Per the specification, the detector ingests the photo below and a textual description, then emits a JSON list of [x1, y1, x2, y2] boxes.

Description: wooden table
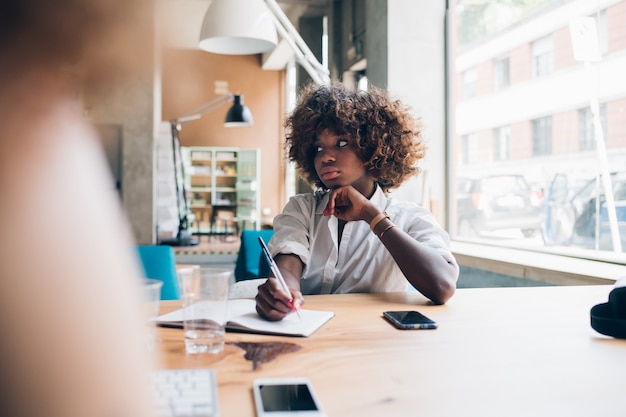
[[154, 285, 626, 417]]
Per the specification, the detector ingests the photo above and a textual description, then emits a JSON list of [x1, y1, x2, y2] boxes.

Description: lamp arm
[[173, 93, 234, 124], [166, 91, 240, 243], [169, 121, 185, 231], [264, 0, 330, 85]]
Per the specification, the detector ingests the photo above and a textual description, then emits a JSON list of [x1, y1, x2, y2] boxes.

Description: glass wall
[[449, 0, 626, 258]]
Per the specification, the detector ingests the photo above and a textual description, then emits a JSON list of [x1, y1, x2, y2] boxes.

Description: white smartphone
[[252, 377, 326, 417]]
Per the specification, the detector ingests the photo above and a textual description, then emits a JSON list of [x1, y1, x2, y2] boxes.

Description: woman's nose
[[319, 148, 336, 162]]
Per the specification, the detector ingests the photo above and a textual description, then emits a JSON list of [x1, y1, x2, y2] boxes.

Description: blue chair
[[136, 245, 180, 300], [234, 229, 274, 282]]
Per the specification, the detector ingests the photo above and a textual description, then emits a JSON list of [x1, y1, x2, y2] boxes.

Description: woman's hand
[[324, 185, 376, 222], [255, 278, 304, 321]]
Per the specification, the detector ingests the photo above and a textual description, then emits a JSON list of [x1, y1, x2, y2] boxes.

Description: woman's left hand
[[323, 185, 373, 222]]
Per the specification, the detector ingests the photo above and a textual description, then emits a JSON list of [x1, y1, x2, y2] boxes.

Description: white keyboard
[[152, 368, 219, 417]]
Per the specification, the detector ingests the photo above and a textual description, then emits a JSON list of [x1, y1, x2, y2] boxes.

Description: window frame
[[444, 1, 625, 275], [493, 55, 510, 90], [532, 35, 553, 77], [493, 125, 511, 161], [531, 116, 552, 156]]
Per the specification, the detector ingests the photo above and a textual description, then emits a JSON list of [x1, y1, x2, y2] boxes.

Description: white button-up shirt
[[268, 185, 457, 294]]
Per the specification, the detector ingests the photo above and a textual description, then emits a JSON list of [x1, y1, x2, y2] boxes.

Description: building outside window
[[451, 0, 626, 258], [493, 55, 510, 90], [596, 10, 608, 56], [494, 125, 510, 161], [462, 68, 477, 99], [532, 35, 553, 77], [462, 133, 478, 165], [532, 116, 552, 156], [578, 104, 607, 152]]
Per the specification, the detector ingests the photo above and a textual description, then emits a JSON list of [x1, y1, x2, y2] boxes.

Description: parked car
[[542, 171, 626, 251], [456, 174, 542, 238]]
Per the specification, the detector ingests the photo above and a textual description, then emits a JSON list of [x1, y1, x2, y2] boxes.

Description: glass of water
[[179, 268, 231, 354]]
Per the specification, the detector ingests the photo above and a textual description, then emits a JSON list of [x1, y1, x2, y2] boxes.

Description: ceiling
[[157, 0, 330, 50]]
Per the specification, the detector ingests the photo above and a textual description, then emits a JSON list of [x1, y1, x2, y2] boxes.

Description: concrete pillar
[[85, 3, 159, 244], [365, 0, 448, 224]]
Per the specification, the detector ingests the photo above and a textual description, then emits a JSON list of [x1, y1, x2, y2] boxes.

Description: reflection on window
[[451, 0, 626, 257]]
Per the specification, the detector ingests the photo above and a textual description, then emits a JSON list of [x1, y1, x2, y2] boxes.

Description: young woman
[[255, 83, 459, 321]]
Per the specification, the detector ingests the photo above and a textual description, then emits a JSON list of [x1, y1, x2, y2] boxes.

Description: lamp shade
[[224, 94, 253, 127], [199, 0, 278, 55]]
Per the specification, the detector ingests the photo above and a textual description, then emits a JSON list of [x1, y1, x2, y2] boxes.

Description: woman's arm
[[371, 216, 458, 304], [327, 185, 458, 304]]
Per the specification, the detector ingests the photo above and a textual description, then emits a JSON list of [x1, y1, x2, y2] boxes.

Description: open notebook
[[156, 299, 334, 337]]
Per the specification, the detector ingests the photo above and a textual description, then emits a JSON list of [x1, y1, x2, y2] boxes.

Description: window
[[451, 1, 626, 258], [462, 134, 477, 165], [462, 68, 477, 99], [597, 10, 608, 56], [494, 126, 510, 161], [357, 73, 368, 91], [578, 104, 607, 152], [493, 56, 509, 90], [532, 35, 553, 77], [532, 116, 552, 156]]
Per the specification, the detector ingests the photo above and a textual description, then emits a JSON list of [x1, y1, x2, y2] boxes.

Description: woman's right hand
[[255, 278, 303, 321]]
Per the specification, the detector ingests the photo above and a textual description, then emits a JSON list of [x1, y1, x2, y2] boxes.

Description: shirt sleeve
[[268, 193, 316, 267], [390, 203, 458, 267]]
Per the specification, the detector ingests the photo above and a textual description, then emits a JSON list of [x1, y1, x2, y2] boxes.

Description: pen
[[258, 237, 302, 321]]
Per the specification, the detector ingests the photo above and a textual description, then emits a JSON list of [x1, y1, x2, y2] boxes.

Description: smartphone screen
[[253, 378, 326, 416], [258, 383, 318, 412], [383, 310, 438, 330]]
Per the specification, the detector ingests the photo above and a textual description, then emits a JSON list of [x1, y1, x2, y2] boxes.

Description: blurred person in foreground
[[0, 0, 156, 416]]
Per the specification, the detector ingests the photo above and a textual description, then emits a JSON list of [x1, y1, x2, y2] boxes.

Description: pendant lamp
[[224, 95, 253, 127], [199, 0, 278, 55]]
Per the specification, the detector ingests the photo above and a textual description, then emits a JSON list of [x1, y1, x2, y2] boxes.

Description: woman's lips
[[320, 168, 339, 181]]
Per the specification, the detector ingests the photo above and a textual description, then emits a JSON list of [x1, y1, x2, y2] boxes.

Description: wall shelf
[[182, 146, 260, 235]]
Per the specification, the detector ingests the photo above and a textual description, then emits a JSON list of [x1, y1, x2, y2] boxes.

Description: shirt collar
[[370, 182, 388, 211]]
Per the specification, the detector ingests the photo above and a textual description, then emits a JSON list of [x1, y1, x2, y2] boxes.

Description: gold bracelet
[[378, 223, 395, 238], [369, 212, 389, 231]]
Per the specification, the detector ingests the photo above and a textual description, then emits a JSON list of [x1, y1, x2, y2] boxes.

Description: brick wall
[[608, 0, 626, 53], [607, 97, 626, 147], [553, 26, 576, 70], [510, 121, 533, 159], [509, 43, 531, 85], [552, 109, 579, 154]]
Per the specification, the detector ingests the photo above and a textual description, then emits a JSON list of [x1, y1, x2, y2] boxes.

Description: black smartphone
[[383, 310, 438, 330]]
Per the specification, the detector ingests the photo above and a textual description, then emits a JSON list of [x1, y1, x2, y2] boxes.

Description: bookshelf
[[182, 146, 260, 236]]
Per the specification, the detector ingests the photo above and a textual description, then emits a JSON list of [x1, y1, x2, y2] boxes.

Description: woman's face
[[313, 129, 373, 195]]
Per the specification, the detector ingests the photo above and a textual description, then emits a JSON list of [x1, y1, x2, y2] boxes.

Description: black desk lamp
[[160, 93, 253, 247]]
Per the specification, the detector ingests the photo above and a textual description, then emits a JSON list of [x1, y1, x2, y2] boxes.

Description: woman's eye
[[314, 140, 347, 154]]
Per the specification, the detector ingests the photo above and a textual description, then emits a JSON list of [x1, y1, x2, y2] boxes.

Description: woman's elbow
[[429, 265, 459, 305], [429, 280, 456, 305]]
